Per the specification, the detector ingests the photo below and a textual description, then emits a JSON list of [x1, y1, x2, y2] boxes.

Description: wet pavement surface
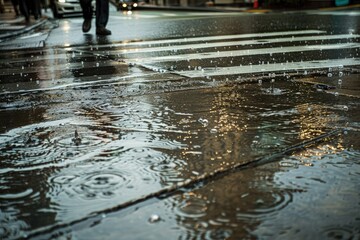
[[0, 7, 360, 240]]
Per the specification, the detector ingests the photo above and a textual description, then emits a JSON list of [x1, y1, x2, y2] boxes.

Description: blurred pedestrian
[[80, 0, 111, 35], [19, 0, 41, 23], [11, 0, 20, 17], [0, 0, 4, 14], [18, 0, 30, 22]]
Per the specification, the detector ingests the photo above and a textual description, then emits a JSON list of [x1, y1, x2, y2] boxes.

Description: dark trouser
[[96, 0, 108, 28], [19, 0, 41, 20], [11, 0, 20, 16], [80, 0, 109, 28], [18, 0, 29, 20]]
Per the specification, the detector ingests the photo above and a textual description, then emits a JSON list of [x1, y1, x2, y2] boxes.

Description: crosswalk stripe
[[111, 34, 360, 55], [0, 29, 358, 85], [80, 30, 326, 49], [174, 58, 360, 78], [128, 43, 360, 64]]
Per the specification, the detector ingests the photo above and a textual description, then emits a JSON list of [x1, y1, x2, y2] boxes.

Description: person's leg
[[80, 0, 93, 32], [30, 0, 41, 19], [95, 0, 111, 35], [80, 0, 93, 20], [11, 0, 20, 16], [18, 0, 30, 22]]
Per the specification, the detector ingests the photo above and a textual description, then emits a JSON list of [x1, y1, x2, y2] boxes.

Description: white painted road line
[[175, 58, 360, 78], [113, 34, 360, 55], [128, 43, 360, 63], [83, 30, 326, 49]]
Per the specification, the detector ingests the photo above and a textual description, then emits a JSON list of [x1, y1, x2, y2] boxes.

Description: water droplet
[[334, 92, 339, 97], [198, 118, 209, 127], [258, 79, 262, 85], [96, 62, 99, 67], [210, 128, 217, 133], [339, 71, 343, 77], [327, 73, 333, 78], [149, 214, 160, 223], [343, 106, 348, 111], [338, 79, 342, 85], [192, 171, 200, 175]]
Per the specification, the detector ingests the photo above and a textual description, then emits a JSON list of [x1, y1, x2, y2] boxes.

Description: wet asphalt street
[[0, 6, 360, 240]]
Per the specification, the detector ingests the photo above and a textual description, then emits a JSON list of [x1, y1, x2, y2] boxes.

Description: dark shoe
[[96, 27, 111, 36], [82, 19, 92, 33]]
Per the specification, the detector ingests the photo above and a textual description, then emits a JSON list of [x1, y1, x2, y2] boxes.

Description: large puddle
[[0, 46, 359, 239]]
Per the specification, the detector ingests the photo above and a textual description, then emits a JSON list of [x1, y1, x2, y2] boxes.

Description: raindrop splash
[[338, 79, 342, 88]]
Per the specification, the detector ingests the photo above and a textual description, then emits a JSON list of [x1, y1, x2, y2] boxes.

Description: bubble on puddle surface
[[96, 62, 99, 67], [210, 128, 217, 134], [149, 214, 160, 223], [339, 71, 343, 77], [258, 79, 262, 85], [327, 73, 333, 78], [343, 106, 348, 111], [198, 118, 209, 127], [338, 79, 342, 86]]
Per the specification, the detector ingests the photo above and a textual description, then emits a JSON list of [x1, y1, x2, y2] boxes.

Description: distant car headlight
[[133, 3, 137, 7], [122, 3, 127, 8]]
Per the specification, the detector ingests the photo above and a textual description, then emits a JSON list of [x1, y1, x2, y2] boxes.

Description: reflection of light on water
[[62, 21, 71, 32], [297, 104, 331, 140]]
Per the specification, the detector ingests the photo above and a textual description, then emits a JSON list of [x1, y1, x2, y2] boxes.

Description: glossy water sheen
[[0, 49, 359, 240]]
